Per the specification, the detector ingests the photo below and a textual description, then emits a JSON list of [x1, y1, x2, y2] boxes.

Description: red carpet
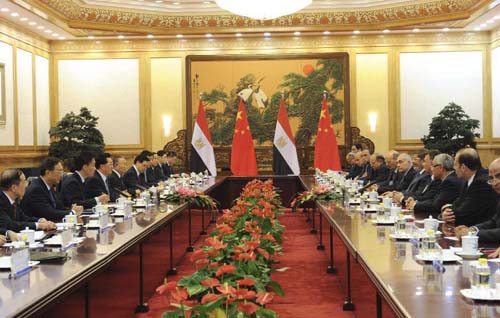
[[145, 210, 398, 318]]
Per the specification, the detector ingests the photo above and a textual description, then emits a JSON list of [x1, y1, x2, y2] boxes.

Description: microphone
[[113, 187, 132, 198], [135, 184, 148, 191]]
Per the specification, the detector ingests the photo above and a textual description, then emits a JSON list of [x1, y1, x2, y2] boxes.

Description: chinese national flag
[[231, 98, 258, 176], [314, 95, 342, 171]]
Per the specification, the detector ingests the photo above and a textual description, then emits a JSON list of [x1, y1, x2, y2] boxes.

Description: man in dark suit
[[347, 152, 364, 179], [442, 148, 499, 226], [454, 157, 500, 242], [378, 153, 417, 194], [162, 151, 177, 178], [123, 154, 149, 195], [356, 149, 373, 183], [0, 169, 56, 232], [84, 152, 113, 201], [411, 154, 462, 216], [395, 150, 440, 204], [21, 157, 83, 221], [366, 153, 390, 186], [61, 151, 109, 209], [152, 151, 167, 182], [108, 156, 129, 201]]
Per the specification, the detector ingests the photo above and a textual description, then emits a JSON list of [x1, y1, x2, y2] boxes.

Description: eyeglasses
[[487, 173, 500, 185]]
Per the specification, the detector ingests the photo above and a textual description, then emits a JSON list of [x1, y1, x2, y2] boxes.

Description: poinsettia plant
[[291, 184, 343, 210], [156, 179, 287, 318], [164, 186, 218, 210]]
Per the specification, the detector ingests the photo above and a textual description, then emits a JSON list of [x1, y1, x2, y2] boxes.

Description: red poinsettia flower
[[201, 277, 220, 288], [256, 248, 270, 260], [233, 288, 256, 300], [195, 259, 209, 269], [215, 264, 236, 277], [191, 249, 207, 262], [205, 237, 228, 250], [216, 283, 237, 296], [263, 233, 276, 242], [236, 278, 255, 286], [256, 291, 274, 305], [201, 293, 220, 304], [237, 302, 259, 315], [156, 280, 177, 295], [170, 287, 189, 303]]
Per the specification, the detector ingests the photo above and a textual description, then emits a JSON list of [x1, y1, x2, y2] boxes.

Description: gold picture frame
[[0, 63, 5, 124]]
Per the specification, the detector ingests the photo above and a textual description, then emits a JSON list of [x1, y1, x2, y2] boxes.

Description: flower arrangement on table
[[291, 184, 343, 210], [156, 179, 286, 318], [164, 186, 218, 210]]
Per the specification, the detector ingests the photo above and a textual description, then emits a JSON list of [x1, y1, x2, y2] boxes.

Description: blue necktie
[[49, 189, 57, 208]]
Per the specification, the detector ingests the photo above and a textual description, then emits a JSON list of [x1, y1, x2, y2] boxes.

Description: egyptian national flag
[[230, 98, 258, 176], [314, 94, 342, 171], [273, 95, 300, 175], [190, 98, 217, 176]]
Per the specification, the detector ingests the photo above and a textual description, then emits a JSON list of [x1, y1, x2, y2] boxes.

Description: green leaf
[[268, 280, 285, 296], [187, 284, 208, 296], [256, 308, 278, 318]]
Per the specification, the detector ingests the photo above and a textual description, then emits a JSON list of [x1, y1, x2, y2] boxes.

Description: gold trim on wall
[[0, 63, 5, 125]]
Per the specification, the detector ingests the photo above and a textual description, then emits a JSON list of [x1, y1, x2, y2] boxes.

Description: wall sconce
[[162, 115, 172, 137], [368, 112, 377, 133]]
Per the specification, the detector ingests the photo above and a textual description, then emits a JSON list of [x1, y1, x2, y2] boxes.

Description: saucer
[[454, 251, 483, 259], [461, 289, 500, 301]]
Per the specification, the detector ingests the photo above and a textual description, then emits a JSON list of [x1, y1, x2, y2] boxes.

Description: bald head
[[454, 148, 482, 180], [489, 158, 500, 194], [385, 150, 399, 169], [354, 152, 363, 167]]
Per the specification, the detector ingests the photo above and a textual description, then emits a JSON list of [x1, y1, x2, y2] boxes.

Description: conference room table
[[300, 175, 500, 318]]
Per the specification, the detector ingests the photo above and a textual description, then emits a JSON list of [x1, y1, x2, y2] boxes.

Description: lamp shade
[[215, 0, 312, 20]]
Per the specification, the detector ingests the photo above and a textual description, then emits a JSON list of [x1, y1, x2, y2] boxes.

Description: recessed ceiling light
[[263, 32, 271, 37], [293, 31, 301, 36], [442, 27, 450, 32], [58, 36, 66, 40], [235, 33, 242, 37], [10, 12, 19, 17], [487, 19, 495, 24], [205, 33, 212, 37], [203, 1, 211, 3], [173, 2, 180, 4], [413, 28, 420, 32], [52, 33, 59, 37], [20, 17, 28, 21], [0, 8, 10, 12], [117, 35, 125, 39], [155, 0, 163, 2], [383, 29, 390, 33], [474, 27, 481, 31], [176, 34, 183, 38], [480, 23, 487, 28], [147, 34, 154, 38], [88, 35, 95, 39], [353, 30, 360, 34], [495, 15, 500, 20], [323, 31, 330, 35], [37, 25, 44, 29], [28, 21, 36, 26], [44, 29, 52, 33]]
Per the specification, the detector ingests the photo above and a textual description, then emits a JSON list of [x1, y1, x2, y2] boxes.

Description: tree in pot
[[48, 107, 105, 171], [421, 102, 479, 155]]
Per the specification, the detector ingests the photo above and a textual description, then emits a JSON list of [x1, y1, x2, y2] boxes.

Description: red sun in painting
[[303, 64, 314, 76]]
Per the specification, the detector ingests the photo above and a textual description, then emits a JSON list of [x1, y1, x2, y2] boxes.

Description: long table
[[300, 176, 500, 318]]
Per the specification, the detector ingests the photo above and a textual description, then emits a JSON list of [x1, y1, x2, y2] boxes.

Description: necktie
[[49, 189, 57, 208], [12, 202, 17, 220], [104, 178, 110, 195]]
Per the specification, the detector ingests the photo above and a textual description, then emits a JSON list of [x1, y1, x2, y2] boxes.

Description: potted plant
[[48, 107, 105, 171], [421, 102, 480, 155]]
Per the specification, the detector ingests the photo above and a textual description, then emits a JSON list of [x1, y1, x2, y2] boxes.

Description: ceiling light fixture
[[58, 36, 66, 40], [474, 27, 480, 31], [176, 34, 183, 38], [147, 34, 154, 38], [495, 15, 500, 20], [0, 8, 10, 12], [20, 17, 28, 21], [487, 19, 495, 24], [28, 21, 36, 25], [205, 33, 213, 37], [323, 31, 330, 35], [412, 28, 420, 32], [117, 35, 125, 39], [88, 35, 95, 39], [52, 33, 59, 37], [235, 33, 242, 37], [10, 12, 19, 17], [173, 2, 180, 4], [215, 0, 311, 20], [44, 29, 52, 33], [294, 31, 301, 36], [263, 32, 271, 37], [37, 25, 44, 29], [480, 23, 487, 27], [442, 27, 450, 32], [353, 30, 360, 34], [383, 29, 390, 33]]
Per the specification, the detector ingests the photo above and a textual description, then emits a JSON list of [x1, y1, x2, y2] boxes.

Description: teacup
[[462, 234, 478, 254], [424, 217, 439, 232], [383, 197, 392, 208], [63, 214, 78, 224], [20, 228, 35, 244]]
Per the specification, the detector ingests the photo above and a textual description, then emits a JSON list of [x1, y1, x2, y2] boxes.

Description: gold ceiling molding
[[0, 18, 50, 52], [30, 0, 488, 35], [49, 31, 490, 53]]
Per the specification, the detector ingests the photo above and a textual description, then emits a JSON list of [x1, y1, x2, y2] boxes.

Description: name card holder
[[61, 229, 72, 247], [10, 248, 31, 279]]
